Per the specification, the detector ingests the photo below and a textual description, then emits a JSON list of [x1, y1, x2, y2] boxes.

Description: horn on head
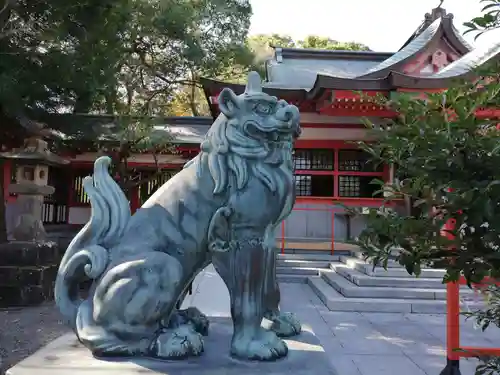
[[245, 71, 262, 95]]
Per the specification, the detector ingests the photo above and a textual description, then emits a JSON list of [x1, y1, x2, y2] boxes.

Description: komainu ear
[[218, 88, 240, 118]]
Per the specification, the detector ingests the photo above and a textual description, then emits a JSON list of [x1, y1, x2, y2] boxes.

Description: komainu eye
[[255, 102, 273, 115]]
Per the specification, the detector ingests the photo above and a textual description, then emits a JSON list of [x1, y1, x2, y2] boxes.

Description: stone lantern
[[0, 137, 69, 242], [0, 137, 69, 307]]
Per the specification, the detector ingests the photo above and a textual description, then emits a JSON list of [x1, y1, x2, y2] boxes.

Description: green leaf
[[482, 3, 500, 12], [463, 21, 479, 30]]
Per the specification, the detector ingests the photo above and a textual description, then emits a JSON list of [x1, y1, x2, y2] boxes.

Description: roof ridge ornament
[[425, 1, 449, 23]]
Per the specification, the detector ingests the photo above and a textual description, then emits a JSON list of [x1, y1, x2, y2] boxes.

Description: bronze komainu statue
[[55, 72, 302, 361]]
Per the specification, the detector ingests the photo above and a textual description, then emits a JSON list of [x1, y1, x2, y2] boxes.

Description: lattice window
[[294, 175, 311, 196], [339, 176, 361, 197], [294, 175, 334, 197], [338, 150, 382, 172], [338, 175, 381, 198], [293, 149, 334, 171]]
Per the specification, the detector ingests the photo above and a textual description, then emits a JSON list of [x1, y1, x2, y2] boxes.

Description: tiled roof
[[33, 114, 213, 144]]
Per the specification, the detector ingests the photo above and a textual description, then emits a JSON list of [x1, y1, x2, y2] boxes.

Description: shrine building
[[2, 6, 500, 250]]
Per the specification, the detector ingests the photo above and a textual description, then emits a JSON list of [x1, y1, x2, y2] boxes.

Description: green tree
[[464, 0, 500, 39], [297, 35, 370, 51], [354, 62, 500, 374], [169, 33, 372, 116], [0, 0, 255, 239], [0, 0, 254, 115]]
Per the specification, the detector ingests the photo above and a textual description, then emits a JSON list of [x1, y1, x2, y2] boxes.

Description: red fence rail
[[278, 197, 399, 255], [441, 216, 500, 374], [280, 203, 338, 255]]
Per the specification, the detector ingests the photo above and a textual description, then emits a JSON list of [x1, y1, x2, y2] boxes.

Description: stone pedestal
[[0, 241, 61, 307], [9, 182, 55, 241], [6, 318, 337, 375]]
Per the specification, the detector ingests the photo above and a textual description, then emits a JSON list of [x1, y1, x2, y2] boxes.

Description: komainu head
[[217, 71, 301, 142], [198, 72, 301, 195]]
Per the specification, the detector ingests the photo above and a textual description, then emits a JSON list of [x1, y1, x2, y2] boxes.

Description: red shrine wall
[[2, 116, 396, 244], [401, 38, 462, 75]]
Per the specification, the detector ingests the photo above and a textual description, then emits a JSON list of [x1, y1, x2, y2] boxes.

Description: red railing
[[278, 197, 397, 255], [445, 277, 500, 360], [441, 216, 500, 374]]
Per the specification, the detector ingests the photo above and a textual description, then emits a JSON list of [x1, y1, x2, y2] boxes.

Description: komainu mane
[[54, 71, 302, 361]]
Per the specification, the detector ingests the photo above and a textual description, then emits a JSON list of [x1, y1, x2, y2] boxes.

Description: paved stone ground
[[187, 266, 497, 375], [1, 266, 497, 375], [0, 304, 69, 374]]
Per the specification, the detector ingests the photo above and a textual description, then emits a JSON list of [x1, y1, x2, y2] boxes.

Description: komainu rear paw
[[165, 307, 210, 336], [270, 312, 301, 338], [231, 328, 287, 361], [153, 325, 204, 359]]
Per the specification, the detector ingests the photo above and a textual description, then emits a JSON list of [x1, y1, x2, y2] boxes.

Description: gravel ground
[[0, 303, 69, 375]]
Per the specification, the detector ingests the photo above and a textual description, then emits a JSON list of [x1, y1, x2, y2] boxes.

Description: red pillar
[[130, 186, 140, 214], [440, 187, 461, 375], [3, 160, 14, 203]]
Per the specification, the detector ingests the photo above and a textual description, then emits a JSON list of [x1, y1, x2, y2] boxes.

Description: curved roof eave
[[358, 18, 443, 79], [398, 14, 472, 54], [306, 75, 393, 100], [441, 16, 473, 55], [388, 71, 474, 89], [200, 77, 306, 98]]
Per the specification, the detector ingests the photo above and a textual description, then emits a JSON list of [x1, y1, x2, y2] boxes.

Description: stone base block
[[0, 241, 60, 267], [0, 242, 60, 307], [0, 284, 51, 307], [6, 318, 336, 375]]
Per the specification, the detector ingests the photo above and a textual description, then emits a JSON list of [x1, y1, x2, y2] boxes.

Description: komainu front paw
[[270, 312, 301, 338], [231, 328, 287, 361], [153, 325, 204, 359]]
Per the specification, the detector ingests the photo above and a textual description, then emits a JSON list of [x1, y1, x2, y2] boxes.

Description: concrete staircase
[[276, 251, 350, 283], [276, 251, 484, 314]]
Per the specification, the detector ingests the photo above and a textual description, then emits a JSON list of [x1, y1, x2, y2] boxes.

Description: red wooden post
[[330, 206, 335, 255], [3, 160, 11, 202], [441, 216, 461, 375], [130, 186, 140, 214], [281, 221, 285, 254], [440, 185, 461, 375]]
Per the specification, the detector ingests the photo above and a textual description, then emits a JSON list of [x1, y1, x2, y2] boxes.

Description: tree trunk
[[189, 83, 199, 116], [0, 159, 8, 243], [188, 70, 200, 116], [105, 89, 117, 114], [73, 92, 93, 114]]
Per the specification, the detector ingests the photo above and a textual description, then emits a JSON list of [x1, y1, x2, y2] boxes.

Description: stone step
[[339, 255, 403, 269], [323, 272, 448, 300], [276, 267, 320, 276], [277, 253, 342, 261], [277, 274, 308, 284], [276, 259, 331, 268], [331, 264, 445, 289], [307, 277, 484, 314], [341, 257, 446, 279], [307, 277, 446, 313]]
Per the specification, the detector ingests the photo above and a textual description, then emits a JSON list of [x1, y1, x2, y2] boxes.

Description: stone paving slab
[[9, 265, 493, 375], [278, 283, 489, 375], [6, 318, 335, 375], [184, 267, 498, 375]]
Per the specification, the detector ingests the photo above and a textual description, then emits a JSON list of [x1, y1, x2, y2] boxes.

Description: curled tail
[[55, 156, 131, 328]]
